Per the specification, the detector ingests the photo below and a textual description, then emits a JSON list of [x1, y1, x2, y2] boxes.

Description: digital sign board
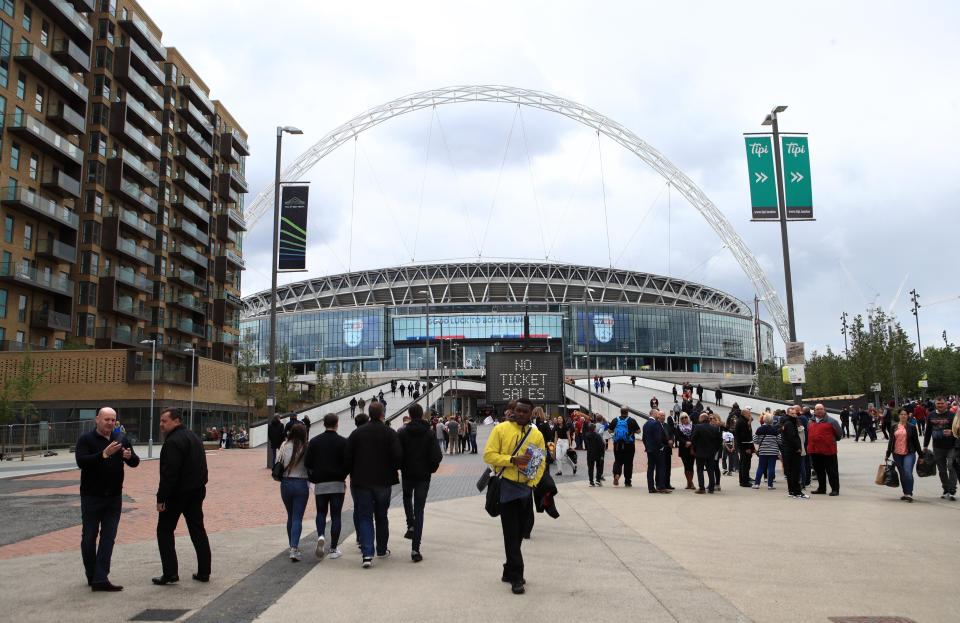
[[485, 352, 564, 405]]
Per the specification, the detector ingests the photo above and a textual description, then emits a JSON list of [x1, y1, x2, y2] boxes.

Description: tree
[[841, 308, 922, 403], [14, 352, 48, 461], [921, 345, 960, 397], [330, 364, 345, 400], [314, 359, 329, 403], [803, 347, 848, 398], [347, 367, 364, 394], [236, 332, 259, 427], [757, 362, 791, 401], [0, 380, 13, 458], [275, 346, 295, 412]]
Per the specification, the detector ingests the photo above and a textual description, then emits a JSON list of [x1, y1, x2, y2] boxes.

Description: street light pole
[[185, 346, 196, 432], [581, 287, 595, 416], [762, 105, 801, 405], [910, 289, 922, 357], [418, 289, 430, 381], [140, 339, 156, 458], [268, 125, 302, 467]]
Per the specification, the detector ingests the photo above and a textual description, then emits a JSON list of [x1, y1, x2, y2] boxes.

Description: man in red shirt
[[912, 402, 928, 436], [808, 404, 842, 496]]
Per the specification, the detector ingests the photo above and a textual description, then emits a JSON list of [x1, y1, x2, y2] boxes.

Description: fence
[[0, 420, 96, 457]]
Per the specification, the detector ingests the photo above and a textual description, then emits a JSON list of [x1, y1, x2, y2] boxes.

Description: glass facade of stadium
[[240, 303, 775, 376]]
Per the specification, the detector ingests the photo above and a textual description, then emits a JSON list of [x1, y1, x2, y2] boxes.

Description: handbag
[[883, 462, 900, 488], [874, 463, 887, 486], [484, 427, 533, 518]]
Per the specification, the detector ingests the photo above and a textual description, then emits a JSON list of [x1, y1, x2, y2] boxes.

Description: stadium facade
[[240, 262, 775, 377]]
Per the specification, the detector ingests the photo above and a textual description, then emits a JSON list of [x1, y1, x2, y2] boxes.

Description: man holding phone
[[75, 407, 140, 591]]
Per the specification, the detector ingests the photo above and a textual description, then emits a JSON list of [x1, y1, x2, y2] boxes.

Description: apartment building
[[0, 0, 249, 440]]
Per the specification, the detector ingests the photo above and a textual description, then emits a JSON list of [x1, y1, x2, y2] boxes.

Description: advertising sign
[[485, 352, 564, 405], [744, 136, 779, 220], [278, 184, 309, 272], [781, 136, 813, 219]]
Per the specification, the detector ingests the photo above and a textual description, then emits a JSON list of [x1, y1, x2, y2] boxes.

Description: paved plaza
[[1, 386, 957, 622]]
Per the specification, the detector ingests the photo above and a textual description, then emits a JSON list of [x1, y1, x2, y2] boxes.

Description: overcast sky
[[143, 0, 960, 357]]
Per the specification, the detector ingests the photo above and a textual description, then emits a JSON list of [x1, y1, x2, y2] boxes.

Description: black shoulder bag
[[484, 427, 533, 518]]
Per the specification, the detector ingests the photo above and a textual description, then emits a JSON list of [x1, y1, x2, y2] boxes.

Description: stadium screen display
[[485, 352, 564, 405]]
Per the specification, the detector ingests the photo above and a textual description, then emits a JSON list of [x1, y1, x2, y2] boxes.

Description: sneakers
[[789, 493, 810, 500], [411, 551, 423, 563], [315, 536, 326, 560], [589, 482, 595, 487], [573, 466, 577, 475], [403, 528, 414, 540], [362, 557, 373, 569], [949, 494, 957, 502], [289, 547, 302, 562], [377, 549, 391, 559], [941, 493, 949, 500], [328, 548, 343, 559], [752, 484, 760, 489], [767, 485, 776, 490], [904, 495, 914, 503], [511, 581, 525, 595], [596, 480, 603, 487]]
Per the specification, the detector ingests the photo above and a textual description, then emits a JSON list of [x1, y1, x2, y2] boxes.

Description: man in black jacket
[[153, 408, 211, 585], [345, 401, 402, 568], [691, 413, 721, 493], [75, 407, 139, 591], [781, 406, 808, 499], [267, 414, 285, 469], [397, 403, 442, 562], [305, 414, 348, 560], [734, 407, 755, 488]]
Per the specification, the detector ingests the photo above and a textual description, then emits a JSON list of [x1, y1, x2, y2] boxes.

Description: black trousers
[[646, 451, 666, 491], [587, 458, 604, 483], [738, 451, 753, 486], [663, 449, 673, 487], [157, 487, 211, 578], [612, 442, 635, 484], [811, 454, 840, 493], [401, 477, 430, 552], [695, 457, 716, 491], [841, 419, 850, 437], [783, 452, 802, 495], [80, 495, 122, 584], [499, 494, 533, 582]]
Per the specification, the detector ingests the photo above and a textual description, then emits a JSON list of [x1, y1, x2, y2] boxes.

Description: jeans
[[469, 433, 478, 453], [695, 457, 717, 491], [499, 493, 533, 582], [722, 447, 739, 473], [892, 453, 916, 496], [932, 447, 957, 494], [811, 454, 840, 493], [754, 454, 778, 486], [80, 495, 122, 583], [315, 492, 345, 549], [352, 484, 392, 558], [267, 445, 277, 469], [402, 477, 430, 551], [157, 487, 211, 578], [646, 451, 666, 491], [280, 478, 310, 548], [612, 442, 635, 484]]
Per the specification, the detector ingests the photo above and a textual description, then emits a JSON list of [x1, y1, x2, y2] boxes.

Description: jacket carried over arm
[[483, 421, 546, 488]]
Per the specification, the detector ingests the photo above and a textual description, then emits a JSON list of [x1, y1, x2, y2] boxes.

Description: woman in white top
[[278, 423, 310, 560]]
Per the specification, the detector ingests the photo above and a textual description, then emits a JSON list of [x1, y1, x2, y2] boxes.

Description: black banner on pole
[[278, 185, 309, 272]]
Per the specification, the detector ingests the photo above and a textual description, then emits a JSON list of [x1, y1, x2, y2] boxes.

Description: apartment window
[[33, 85, 42, 113], [20, 5, 29, 31], [15, 72, 25, 100], [9, 142, 18, 169], [78, 281, 97, 306], [94, 46, 113, 70], [90, 103, 109, 127], [86, 160, 104, 185], [39, 21, 48, 46], [80, 251, 99, 276], [23, 223, 31, 250], [89, 132, 108, 157], [77, 312, 95, 338], [17, 294, 26, 322], [0, 288, 6, 318], [81, 220, 100, 245], [97, 19, 114, 45], [14, 330, 23, 344], [3, 215, 12, 242], [0, 20, 11, 89], [37, 335, 47, 349], [54, 337, 63, 350], [1, 250, 10, 269], [84, 190, 103, 215], [93, 75, 111, 99], [100, 1, 117, 16], [28, 154, 37, 180], [0, 2, 10, 18]]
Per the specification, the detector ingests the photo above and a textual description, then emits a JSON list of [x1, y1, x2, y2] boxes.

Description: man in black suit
[[642, 411, 671, 493], [691, 413, 722, 493]]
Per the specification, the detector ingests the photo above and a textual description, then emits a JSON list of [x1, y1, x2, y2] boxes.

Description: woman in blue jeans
[[752, 413, 781, 489], [278, 423, 309, 560], [885, 409, 920, 502]]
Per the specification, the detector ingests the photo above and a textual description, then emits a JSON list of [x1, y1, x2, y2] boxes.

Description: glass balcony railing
[[2, 187, 79, 228], [41, 0, 93, 43], [31, 309, 72, 331], [46, 101, 86, 135], [224, 248, 245, 268], [168, 268, 207, 290], [119, 95, 162, 135], [177, 99, 214, 136], [51, 37, 91, 73], [167, 317, 205, 337], [7, 111, 83, 164], [166, 293, 204, 313], [173, 194, 210, 223], [15, 43, 89, 104], [117, 149, 159, 187], [116, 237, 155, 265], [174, 148, 211, 180], [119, 17, 166, 61], [121, 64, 163, 110], [175, 219, 209, 246], [36, 238, 77, 263], [113, 178, 159, 213], [175, 243, 206, 267], [0, 261, 73, 294], [176, 123, 213, 156], [113, 207, 157, 239], [109, 265, 152, 291], [175, 169, 211, 200], [177, 76, 214, 116]]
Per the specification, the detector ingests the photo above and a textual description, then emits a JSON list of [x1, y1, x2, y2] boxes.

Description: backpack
[[612, 416, 633, 443]]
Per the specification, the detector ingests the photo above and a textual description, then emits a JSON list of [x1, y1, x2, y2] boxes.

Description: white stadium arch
[[244, 85, 789, 342]]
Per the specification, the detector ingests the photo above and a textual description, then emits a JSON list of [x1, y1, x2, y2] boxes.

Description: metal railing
[[0, 420, 97, 457]]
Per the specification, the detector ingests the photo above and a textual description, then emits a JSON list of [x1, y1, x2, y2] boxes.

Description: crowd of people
[[203, 426, 248, 449]]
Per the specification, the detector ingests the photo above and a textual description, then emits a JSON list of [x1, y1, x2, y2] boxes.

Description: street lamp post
[[268, 125, 302, 466], [910, 289, 922, 357], [140, 339, 157, 458], [581, 287, 596, 416], [185, 346, 196, 432], [418, 289, 430, 381]]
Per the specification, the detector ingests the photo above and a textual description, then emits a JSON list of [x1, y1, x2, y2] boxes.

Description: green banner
[[781, 136, 812, 218], [744, 136, 778, 219]]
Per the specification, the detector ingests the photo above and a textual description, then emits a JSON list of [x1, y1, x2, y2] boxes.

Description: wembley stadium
[[239, 261, 775, 379]]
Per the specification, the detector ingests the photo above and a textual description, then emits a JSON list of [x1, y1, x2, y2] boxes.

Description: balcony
[[169, 268, 206, 291], [51, 38, 90, 73], [104, 236, 155, 267], [108, 149, 159, 188], [177, 99, 214, 138], [0, 262, 73, 297], [36, 238, 77, 264], [104, 265, 153, 293], [108, 208, 157, 240], [71, 0, 95, 12], [101, 294, 152, 322], [114, 97, 161, 136], [115, 40, 163, 86], [173, 218, 209, 246], [33, 0, 93, 46], [213, 257, 235, 284], [14, 43, 89, 108], [109, 115, 161, 163], [220, 140, 240, 165], [176, 123, 213, 157], [7, 112, 83, 168], [214, 287, 243, 307], [31, 309, 72, 332], [222, 128, 250, 157], [166, 293, 205, 314], [95, 325, 140, 347], [217, 167, 248, 194], [172, 193, 210, 224], [223, 208, 247, 231], [118, 18, 166, 62], [167, 317, 206, 338], [174, 148, 211, 183], [46, 101, 86, 135], [113, 58, 163, 111], [1, 187, 79, 230], [173, 243, 207, 269], [177, 76, 215, 117], [106, 174, 159, 214], [221, 248, 245, 269], [41, 167, 82, 198], [174, 169, 211, 201]]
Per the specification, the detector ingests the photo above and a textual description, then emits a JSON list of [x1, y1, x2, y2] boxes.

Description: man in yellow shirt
[[483, 397, 546, 594]]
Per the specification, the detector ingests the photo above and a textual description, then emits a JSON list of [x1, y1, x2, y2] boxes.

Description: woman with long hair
[[278, 423, 310, 560], [885, 408, 921, 502], [676, 414, 696, 489]]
